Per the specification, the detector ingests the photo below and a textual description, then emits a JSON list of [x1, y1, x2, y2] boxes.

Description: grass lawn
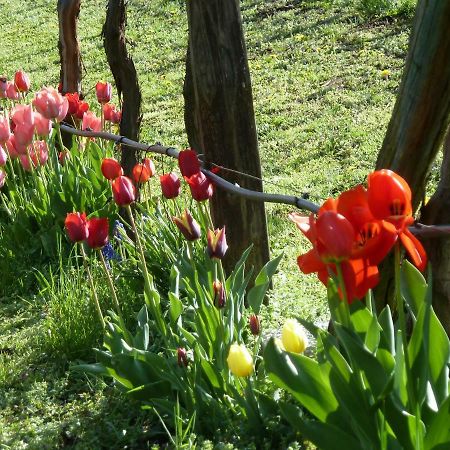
[[0, 0, 417, 447]]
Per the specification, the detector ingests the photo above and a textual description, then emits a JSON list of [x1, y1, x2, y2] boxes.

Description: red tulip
[[33, 87, 69, 122], [178, 148, 200, 178], [185, 171, 213, 201], [132, 163, 151, 184], [75, 100, 89, 120], [65, 92, 81, 115], [87, 217, 109, 249], [112, 176, 136, 206], [65, 212, 89, 242], [207, 227, 228, 260], [14, 70, 30, 92], [143, 158, 155, 176], [96, 81, 112, 104], [172, 210, 201, 241], [103, 103, 121, 124], [160, 172, 181, 199], [367, 170, 426, 271], [177, 348, 188, 368], [101, 158, 123, 180]]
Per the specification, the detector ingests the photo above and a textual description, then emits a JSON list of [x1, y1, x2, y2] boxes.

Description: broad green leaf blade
[[279, 402, 361, 450], [401, 260, 427, 320], [424, 395, 450, 450], [378, 305, 395, 355], [247, 253, 283, 315], [264, 338, 344, 427]]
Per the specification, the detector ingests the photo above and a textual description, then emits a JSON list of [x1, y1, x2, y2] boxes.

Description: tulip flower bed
[[1, 65, 449, 449]]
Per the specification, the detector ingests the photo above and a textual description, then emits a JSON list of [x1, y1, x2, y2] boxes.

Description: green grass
[[0, 0, 416, 447]]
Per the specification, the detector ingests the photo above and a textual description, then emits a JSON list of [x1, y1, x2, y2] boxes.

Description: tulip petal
[[400, 228, 427, 272]]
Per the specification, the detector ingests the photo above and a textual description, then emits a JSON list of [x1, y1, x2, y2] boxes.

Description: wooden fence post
[[184, 0, 270, 276], [57, 0, 82, 148], [103, 0, 141, 177]]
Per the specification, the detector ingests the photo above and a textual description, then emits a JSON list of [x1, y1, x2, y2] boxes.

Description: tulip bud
[[0, 145, 8, 166], [185, 172, 213, 202], [172, 210, 201, 241], [213, 280, 225, 308], [6, 82, 20, 101], [132, 163, 151, 184], [207, 227, 228, 260], [160, 172, 181, 199], [112, 176, 136, 206], [227, 344, 253, 377], [177, 347, 188, 368], [249, 314, 261, 336], [178, 148, 201, 178], [0, 116, 11, 143], [65, 212, 89, 243], [281, 319, 308, 354], [86, 217, 109, 249], [101, 158, 123, 180], [59, 151, 70, 166], [14, 70, 30, 92], [96, 81, 112, 104]]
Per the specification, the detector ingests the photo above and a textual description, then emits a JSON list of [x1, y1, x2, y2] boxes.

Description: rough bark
[[103, 0, 141, 177], [374, 1, 450, 320], [376, 1, 450, 206], [420, 129, 450, 335], [184, 0, 270, 276], [57, 0, 82, 148]]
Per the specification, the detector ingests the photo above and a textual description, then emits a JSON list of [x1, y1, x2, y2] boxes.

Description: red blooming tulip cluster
[[65, 212, 109, 249], [290, 170, 427, 303], [178, 149, 213, 201]]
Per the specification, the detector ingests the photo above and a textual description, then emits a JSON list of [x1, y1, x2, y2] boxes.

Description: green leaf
[[401, 260, 427, 320], [378, 306, 395, 355], [279, 402, 361, 450], [247, 253, 283, 315], [169, 292, 183, 324], [126, 381, 172, 401], [424, 395, 450, 450], [264, 338, 344, 427]]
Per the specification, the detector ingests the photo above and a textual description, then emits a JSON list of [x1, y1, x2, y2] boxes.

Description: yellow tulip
[[281, 319, 308, 354], [227, 344, 253, 377]]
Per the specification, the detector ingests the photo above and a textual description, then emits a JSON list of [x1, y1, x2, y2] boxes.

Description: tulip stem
[[126, 204, 168, 340], [335, 263, 351, 327], [80, 244, 104, 327], [54, 122, 66, 153], [97, 248, 123, 318]]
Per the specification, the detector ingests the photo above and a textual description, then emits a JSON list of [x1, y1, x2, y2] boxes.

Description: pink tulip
[[103, 103, 121, 124], [19, 153, 36, 172], [12, 105, 35, 147], [14, 70, 30, 92], [34, 112, 52, 137], [5, 135, 20, 159], [0, 170, 6, 188], [0, 116, 11, 143], [82, 111, 101, 132], [33, 87, 69, 121], [0, 145, 8, 166], [33, 140, 49, 166], [6, 82, 20, 101]]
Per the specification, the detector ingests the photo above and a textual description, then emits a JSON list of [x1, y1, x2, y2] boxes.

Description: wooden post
[[376, 1, 450, 207], [57, 0, 82, 148], [184, 0, 270, 276], [102, 0, 141, 177], [374, 1, 450, 327]]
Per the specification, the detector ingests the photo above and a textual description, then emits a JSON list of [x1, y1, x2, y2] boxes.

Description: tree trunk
[[184, 0, 270, 276], [420, 129, 450, 335], [376, 1, 450, 206], [57, 0, 82, 148], [103, 0, 141, 177], [374, 1, 450, 318]]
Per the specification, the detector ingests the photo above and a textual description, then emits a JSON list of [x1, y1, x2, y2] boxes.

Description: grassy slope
[[0, 0, 414, 447]]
